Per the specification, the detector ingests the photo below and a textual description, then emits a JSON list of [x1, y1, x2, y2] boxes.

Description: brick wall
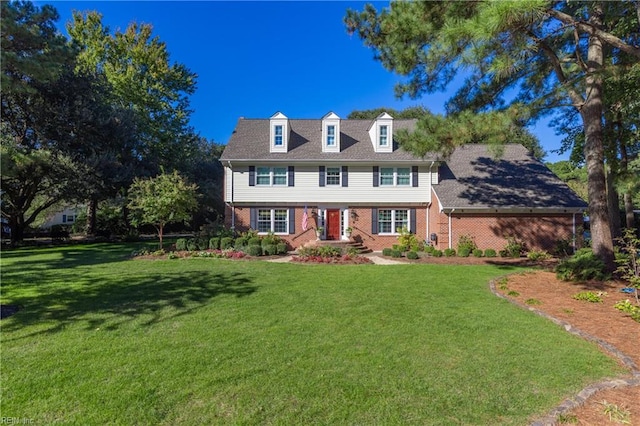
[[441, 213, 582, 252]]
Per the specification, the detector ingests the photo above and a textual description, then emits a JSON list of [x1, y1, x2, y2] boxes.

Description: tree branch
[[527, 31, 585, 109], [547, 8, 640, 59]]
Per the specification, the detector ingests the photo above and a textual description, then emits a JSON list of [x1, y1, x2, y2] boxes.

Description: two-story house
[[220, 111, 587, 252]]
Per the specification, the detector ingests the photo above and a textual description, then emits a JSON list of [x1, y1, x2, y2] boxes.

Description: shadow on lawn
[[2, 269, 257, 339], [0, 242, 159, 272]]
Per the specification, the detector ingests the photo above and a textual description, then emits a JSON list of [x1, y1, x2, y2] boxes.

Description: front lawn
[[0, 244, 624, 424]]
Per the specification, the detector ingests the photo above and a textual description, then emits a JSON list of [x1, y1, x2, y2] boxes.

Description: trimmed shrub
[[472, 249, 483, 258], [432, 249, 443, 257], [248, 237, 261, 247], [444, 248, 456, 257], [382, 247, 393, 256], [424, 245, 435, 254], [457, 248, 471, 258], [208, 237, 220, 250], [276, 243, 288, 255], [556, 248, 609, 282], [175, 238, 187, 251], [406, 251, 419, 260], [186, 239, 197, 252], [234, 236, 249, 249], [196, 237, 209, 251], [247, 244, 262, 256], [220, 237, 234, 250], [263, 244, 278, 256], [485, 249, 497, 258], [390, 249, 402, 258]]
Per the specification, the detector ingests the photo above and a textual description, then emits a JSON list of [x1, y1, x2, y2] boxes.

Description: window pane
[[274, 125, 283, 145], [379, 209, 392, 233], [257, 210, 271, 233], [326, 167, 340, 185], [395, 210, 408, 232], [380, 168, 394, 186], [327, 125, 335, 146], [397, 168, 410, 185], [273, 209, 288, 233], [379, 125, 388, 146], [257, 167, 270, 185], [273, 167, 287, 185]]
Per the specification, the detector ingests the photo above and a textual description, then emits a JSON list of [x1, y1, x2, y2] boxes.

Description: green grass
[[0, 244, 624, 425]]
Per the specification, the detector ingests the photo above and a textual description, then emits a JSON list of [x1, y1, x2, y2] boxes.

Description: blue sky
[[43, 1, 567, 162]]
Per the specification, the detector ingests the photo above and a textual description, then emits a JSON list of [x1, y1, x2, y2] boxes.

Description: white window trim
[[379, 167, 412, 187], [378, 209, 410, 235], [274, 125, 284, 146], [326, 125, 336, 146], [325, 166, 341, 186], [379, 125, 388, 146], [257, 208, 289, 235], [256, 166, 288, 187]]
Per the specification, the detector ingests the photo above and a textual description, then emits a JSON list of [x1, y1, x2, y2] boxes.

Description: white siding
[[229, 164, 432, 204]]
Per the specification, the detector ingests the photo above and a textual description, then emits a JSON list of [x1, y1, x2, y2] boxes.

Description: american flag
[[302, 206, 308, 231]]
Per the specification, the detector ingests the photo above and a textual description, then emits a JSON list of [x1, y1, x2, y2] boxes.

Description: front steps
[[299, 239, 372, 254]]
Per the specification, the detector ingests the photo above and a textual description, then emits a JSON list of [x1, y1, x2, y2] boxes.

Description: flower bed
[[291, 254, 372, 264]]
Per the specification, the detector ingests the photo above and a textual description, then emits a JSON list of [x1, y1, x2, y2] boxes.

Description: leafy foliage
[[572, 291, 605, 303], [614, 228, 640, 304], [127, 170, 198, 249], [556, 249, 610, 282]]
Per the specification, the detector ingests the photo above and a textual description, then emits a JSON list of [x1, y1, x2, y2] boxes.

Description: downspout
[[572, 212, 577, 254], [448, 209, 455, 249], [227, 161, 235, 230], [426, 203, 430, 244]]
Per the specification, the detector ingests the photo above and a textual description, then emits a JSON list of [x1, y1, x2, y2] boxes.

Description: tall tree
[[345, 1, 640, 270], [1, 1, 75, 242], [67, 11, 198, 174]]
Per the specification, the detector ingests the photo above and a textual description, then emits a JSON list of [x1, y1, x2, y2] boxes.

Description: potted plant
[[345, 226, 353, 237], [316, 227, 324, 239]]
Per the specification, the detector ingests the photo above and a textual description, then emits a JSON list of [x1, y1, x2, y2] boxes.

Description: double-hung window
[[379, 125, 388, 146], [379, 167, 411, 186], [326, 167, 341, 186], [257, 209, 288, 234], [274, 125, 283, 146], [256, 167, 287, 186], [326, 125, 336, 146], [378, 209, 409, 234]]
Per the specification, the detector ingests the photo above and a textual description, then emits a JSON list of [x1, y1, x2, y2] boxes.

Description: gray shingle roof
[[220, 118, 426, 162], [433, 144, 588, 210]]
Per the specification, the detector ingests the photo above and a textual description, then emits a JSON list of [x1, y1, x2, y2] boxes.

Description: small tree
[[127, 170, 198, 249], [615, 229, 640, 305]]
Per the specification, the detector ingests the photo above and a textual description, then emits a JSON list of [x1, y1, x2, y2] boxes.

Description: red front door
[[326, 209, 341, 240]]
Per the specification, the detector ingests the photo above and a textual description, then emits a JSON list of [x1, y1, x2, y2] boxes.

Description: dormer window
[[379, 125, 388, 146], [270, 112, 288, 153], [369, 112, 393, 153], [321, 111, 341, 153], [326, 125, 336, 146], [274, 125, 283, 146]]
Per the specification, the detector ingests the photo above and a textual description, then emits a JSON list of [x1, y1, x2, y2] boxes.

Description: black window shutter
[[289, 208, 295, 234], [288, 166, 294, 187], [250, 208, 257, 229], [410, 208, 416, 233], [319, 166, 325, 187], [412, 166, 419, 187], [249, 166, 255, 186], [373, 166, 379, 187], [371, 208, 378, 234], [342, 166, 348, 187], [62, 215, 67, 223]]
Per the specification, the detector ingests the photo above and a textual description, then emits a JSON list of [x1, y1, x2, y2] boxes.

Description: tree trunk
[[86, 198, 97, 236], [582, 2, 615, 271], [158, 223, 164, 250], [9, 215, 24, 245], [624, 192, 636, 229], [606, 166, 621, 239]]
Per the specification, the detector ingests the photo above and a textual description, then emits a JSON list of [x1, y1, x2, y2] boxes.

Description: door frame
[[318, 206, 351, 241]]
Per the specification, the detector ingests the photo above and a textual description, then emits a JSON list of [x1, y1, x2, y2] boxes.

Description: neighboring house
[[220, 111, 587, 252], [40, 206, 84, 229]]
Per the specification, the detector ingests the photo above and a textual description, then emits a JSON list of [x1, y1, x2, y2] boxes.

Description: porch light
[[350, 210, 358, 221]]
